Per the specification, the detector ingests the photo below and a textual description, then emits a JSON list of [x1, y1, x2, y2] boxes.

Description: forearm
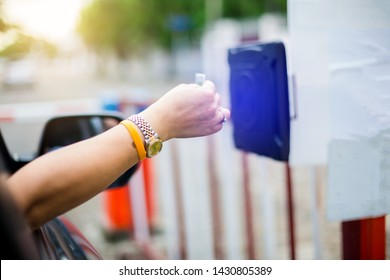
[[5, 81, 230, 229], [7, 124, 138, 229]]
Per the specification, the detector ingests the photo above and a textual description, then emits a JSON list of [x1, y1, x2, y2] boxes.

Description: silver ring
[[218, 108, 227, 123]]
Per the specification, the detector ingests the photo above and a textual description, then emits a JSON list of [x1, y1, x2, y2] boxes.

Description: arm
[[6, 81, 230, 229]]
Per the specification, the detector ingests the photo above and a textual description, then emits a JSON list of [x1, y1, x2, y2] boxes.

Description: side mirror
[[38, 113, 138, 188]]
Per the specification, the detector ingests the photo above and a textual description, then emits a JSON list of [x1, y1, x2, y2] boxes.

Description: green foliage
[[0, 18, 11, 32], [77, 0, 204, 58], [0, 31, 58, 59], [76, 0, 286, 59], [152, 0, 205, 48], [78, 0, 157, 59], [77, 0, 208, 59], [0, 33, 34, 59], [223, 0, 287, 18]]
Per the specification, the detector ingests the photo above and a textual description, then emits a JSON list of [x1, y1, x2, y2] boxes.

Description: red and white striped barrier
[[0, 98, 101, 123]]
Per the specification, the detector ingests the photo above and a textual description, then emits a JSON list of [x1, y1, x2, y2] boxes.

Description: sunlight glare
[[3, 0, 89, 44]]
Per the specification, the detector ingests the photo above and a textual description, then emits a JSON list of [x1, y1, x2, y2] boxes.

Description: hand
[[139, 80, 230, 141]]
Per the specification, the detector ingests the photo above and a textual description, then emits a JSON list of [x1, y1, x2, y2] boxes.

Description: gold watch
[[129, 114, 163, 158]]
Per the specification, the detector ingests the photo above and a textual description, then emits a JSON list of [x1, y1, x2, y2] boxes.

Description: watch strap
[[120, 120, 146, 161], [129, 114, 159, 144]]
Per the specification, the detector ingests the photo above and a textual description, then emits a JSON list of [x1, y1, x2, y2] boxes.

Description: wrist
[[138, 107, 171, 142], [128, 113, 164, 158]]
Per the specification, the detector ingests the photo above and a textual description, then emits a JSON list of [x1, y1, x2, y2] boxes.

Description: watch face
[[147, 138, 163, 157]]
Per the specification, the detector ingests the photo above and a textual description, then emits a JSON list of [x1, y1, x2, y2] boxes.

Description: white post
[[258, 157, 277, 259], [309, 166, 322, 259], [129, 163, 150, 244]]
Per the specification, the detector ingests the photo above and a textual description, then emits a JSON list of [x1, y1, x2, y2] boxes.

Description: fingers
[[218, 107, 231, 123], [211, 91, 230, 126], [159, 79, 230, 138], [212, 93, 230, 125], [200, 80, 216, 93], [193, 80, 231, 127], [210, 107, 231, 134], [218, 107, 230, 119]]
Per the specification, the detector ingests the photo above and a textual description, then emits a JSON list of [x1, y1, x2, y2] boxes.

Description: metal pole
[[285, 163, 296, 260], [207, 135, 224, 259], [242, 152, 256, 259], [171, 140, 187, 259]]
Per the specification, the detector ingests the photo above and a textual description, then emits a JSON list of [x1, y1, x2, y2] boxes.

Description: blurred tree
[[0, 17, 11, 32], [0, 2, 58, 60], [77, 0, 205, 59], [0, 1, 12, 32], [78, 0, 155, 60], [77, 0, 286, 59], [223, 0, 286, 18], [0, 33, 34, 59], [0, 31, 58, 60]]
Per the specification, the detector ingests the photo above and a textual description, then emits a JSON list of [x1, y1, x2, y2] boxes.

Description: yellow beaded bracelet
[[120, 120, 146, 161]]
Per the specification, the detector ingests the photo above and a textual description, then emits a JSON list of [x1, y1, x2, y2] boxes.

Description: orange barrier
[[102, 159, 156, 235], [103, 184, 133, 232]]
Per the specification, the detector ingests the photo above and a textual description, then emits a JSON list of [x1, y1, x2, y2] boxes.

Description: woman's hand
[[140, 80, 231, 141], [6, 79, 230, 229]]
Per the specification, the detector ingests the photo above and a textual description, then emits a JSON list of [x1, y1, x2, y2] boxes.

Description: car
[[0, 113, 138, 259], [2, 59, 37, 89]]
